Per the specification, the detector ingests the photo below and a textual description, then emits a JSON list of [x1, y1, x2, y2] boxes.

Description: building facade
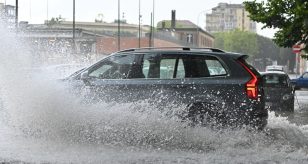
[[206, 3, 256, 33], [47, 21, 150, 38], [0, 3, 15, 27]]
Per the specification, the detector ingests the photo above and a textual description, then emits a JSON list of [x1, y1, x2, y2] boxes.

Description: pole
[[152, 0, 155, 47], [296, 53, 300, 75], [149, 12, 152, 47], [46, 0, 49, 24], [118, 0, 121, 51], [15, 0, 18, 29], [138, 0, 141, 48], [73, 0, 76, 53]]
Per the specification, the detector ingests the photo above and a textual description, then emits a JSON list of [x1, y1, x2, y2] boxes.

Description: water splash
[[1, 21, 308, 163]]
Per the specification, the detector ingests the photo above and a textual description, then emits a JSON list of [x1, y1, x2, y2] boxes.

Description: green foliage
[[214, 30, 295, 71], [46, 15, 65, 26], [244, 0, 308, 53], [213, 29, 259, 57]]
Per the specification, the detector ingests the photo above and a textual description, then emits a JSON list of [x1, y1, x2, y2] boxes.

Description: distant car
[[265, 65, 286, 72], [262, 71, 294, 112], [291, 72, 308, 90], [66, 47, 268, 129]]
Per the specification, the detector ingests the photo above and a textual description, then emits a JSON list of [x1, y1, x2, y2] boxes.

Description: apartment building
[[0, 3, 15, 26], [206, 3, 256, 33]]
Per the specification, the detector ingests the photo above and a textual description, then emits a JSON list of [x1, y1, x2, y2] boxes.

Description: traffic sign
[[293, 45, 301, 53]]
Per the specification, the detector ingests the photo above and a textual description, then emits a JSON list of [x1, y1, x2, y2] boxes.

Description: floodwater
[[1, 24, 308, 164]]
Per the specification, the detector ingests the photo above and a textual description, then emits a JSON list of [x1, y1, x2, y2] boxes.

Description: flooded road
[[1, 24, 308, 163], [287, 90, 308, 125]]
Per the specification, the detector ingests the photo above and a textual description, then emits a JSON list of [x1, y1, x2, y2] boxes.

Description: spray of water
[[1, 21, 308, 163]]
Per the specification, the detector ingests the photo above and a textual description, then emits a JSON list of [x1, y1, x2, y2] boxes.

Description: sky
[[2, 0, 276, 38]]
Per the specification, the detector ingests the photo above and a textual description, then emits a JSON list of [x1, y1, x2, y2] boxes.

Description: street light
[[138, 0, 141, 48], [118, 0, 120, 51], [15, 0, 18, 29], [73, 0, 76, 53]]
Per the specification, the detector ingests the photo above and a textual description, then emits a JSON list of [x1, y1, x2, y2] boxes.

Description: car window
[[186, 55, 227, 78], [160, 59, 176, 79], [303, 73, 308, 78], [141, 54, 226, 79], [142, 54, 185, 79], [88, 54, 136, 79], [206, 59, 227, 76], [263, 74, 289, 87]]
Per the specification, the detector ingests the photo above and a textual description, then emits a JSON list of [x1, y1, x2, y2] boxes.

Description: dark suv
[[67, 47, 267, 129]]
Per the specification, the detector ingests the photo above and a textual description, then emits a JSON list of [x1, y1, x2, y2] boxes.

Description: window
[[160, 59, 176, 79], [88, 54, 136, 79], [142, 54, 185, 79], [264, 74, 288, 87], [186, 56, 227, 77], [141, 54, 226, 79], [206, 59, 227, 76], [186, 34, 193, 44], [303, 73, 308, 78]]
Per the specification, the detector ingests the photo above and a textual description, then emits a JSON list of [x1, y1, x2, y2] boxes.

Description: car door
[[298, 72, 308, 88], [140, 53, 232, 110], [81, 53, 142, 103]]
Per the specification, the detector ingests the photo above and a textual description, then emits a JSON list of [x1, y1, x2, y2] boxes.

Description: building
[[157, 10, 214, 48], [96, 37, 180, 54], [46, 20, 150, 38], [206, 3, 256, 33], [0, 3, 15, 27]]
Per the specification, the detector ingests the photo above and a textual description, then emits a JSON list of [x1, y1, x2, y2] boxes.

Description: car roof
[[115, 47, 247, 60], [260, 71, 288, 75]]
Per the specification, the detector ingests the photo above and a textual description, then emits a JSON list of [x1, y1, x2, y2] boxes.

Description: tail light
[[238, 61, 258, 99]]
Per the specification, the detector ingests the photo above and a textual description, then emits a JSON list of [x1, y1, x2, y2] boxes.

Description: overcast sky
[[2, 0, 276, 38]]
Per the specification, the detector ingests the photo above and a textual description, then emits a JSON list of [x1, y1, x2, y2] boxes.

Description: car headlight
[[282, 94, 291, 100]]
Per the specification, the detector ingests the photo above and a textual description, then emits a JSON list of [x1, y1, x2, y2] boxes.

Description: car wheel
[[185, 102, 224, 127], [281, 100, 294, 112]]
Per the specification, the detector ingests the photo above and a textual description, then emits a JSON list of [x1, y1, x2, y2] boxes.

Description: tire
[[185, 102, 223, 127]]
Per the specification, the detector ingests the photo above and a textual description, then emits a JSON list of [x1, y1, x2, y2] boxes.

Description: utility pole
[[118, 0, 121, 51], [149, 13, 152, 47], [138, 0, 141, 48], [46, 0, 49, 24], [152, 0, 155, 47], [73, 0, 76, 53], [15, 0, 18, 29]]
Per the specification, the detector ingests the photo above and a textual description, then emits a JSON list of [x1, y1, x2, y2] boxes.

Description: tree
[[214, 29, 259, 58], [95, 13, 104, 23], [47, 15, 65, 26], [244, 0, 308, 59], [214, 31, 295, 71]]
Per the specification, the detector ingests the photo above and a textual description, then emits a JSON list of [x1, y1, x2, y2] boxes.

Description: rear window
[[263, 74, 289, 87]]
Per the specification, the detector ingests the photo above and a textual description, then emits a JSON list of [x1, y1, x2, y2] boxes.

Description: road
[[0, 67, 308, 163], [288, 90, 308, 125], [0, 84, 308, 163]]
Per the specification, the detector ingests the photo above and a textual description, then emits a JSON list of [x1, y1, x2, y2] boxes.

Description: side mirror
[[80, 71, 89, 80]]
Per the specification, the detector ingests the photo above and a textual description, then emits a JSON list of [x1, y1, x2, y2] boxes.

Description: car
[[291, 72, 308, 90], [261, 71, 294, 112], [66, 47, 268, 129]]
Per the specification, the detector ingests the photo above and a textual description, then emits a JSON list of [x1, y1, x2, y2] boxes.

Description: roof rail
[[116, 47, 225, 53], [189, 47, 225, 53]]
